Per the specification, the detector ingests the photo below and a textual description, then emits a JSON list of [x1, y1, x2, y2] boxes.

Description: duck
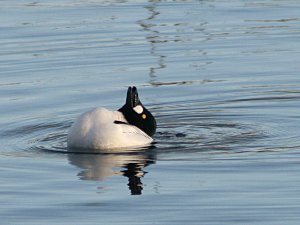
[[67, 86, 156, 150]]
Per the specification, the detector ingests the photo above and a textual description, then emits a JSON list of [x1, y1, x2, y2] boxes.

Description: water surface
[[1, 0, 300, 224]]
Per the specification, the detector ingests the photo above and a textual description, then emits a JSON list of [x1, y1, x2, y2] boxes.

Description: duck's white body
[[67, 107, 153, 150]]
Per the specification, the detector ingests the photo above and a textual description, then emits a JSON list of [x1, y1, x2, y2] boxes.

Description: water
[[1, 0, 300, 224]]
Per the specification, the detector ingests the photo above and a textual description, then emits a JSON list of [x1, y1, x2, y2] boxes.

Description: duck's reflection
[[67, 149, 156, 195]]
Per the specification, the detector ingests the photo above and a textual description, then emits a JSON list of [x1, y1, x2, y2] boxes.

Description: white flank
[[67, 107, 152, 150]]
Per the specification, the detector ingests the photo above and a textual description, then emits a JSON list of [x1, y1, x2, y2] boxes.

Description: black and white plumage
[[67, 86, 156, 150]]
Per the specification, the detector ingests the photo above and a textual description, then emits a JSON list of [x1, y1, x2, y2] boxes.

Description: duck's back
[[67, 107, 153, 150]]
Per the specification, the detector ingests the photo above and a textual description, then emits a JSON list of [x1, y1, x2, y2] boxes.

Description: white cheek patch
[[133, 105, 144, 114]]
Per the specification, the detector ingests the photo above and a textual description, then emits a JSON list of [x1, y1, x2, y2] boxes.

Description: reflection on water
[[68, 150, 156, 195], [138, 1, 166, 82], [138, 0, 212, 86], [1, 0, 300, 224]]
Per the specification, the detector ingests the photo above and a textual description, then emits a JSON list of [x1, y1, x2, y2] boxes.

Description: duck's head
[[118, 86, 156, 137]]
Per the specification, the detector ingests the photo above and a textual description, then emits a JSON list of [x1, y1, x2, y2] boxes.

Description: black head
[[118, 86, 156, 137]]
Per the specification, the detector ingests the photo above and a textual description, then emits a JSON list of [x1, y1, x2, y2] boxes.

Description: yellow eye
[[142, 114, 147, 119]]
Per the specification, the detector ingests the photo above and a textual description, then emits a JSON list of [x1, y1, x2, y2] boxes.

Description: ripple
[[0, 119, 70, 155], [149, 93, 290, 157], [0, 95, 283, 158], [1, 84, 297, 159]]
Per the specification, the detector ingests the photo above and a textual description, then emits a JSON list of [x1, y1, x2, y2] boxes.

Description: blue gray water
[[1, 0, 300, 224]]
